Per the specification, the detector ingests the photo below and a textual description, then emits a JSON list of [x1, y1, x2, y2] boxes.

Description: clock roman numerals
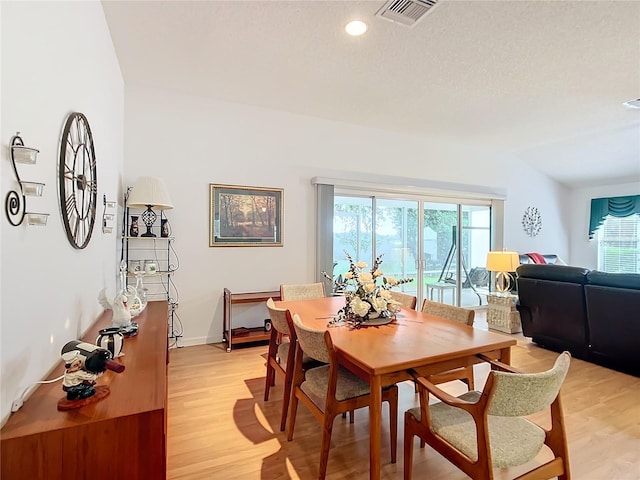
[[65, 194, 77, 217]]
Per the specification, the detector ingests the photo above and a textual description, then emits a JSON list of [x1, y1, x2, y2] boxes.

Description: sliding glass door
[[332, 194, 491, 308], [375, 199, 419, 296]]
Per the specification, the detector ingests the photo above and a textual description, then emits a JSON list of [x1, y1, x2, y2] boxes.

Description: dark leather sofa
[[516, 264, 640, 375]]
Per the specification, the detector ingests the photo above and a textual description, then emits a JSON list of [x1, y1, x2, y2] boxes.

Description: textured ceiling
[[102, 0, 640, 188]]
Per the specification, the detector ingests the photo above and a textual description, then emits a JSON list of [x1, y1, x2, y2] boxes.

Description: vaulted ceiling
[[102, 0, 640, 188]]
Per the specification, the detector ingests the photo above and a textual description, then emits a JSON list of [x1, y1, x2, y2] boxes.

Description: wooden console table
[[223, 288, 280, 352], [0, 301, 168, 480]]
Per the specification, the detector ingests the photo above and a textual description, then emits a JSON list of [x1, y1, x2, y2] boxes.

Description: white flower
[[363, 282, 376, 293], [379, 289, 392, 300], [351, 297, 371, 317], [373, 269, 383, 277], [385, 276, 399, 286], [387, 300, 401, 314], [344, 271, 354, 279], [359, 272, 373, 282], [356, 261, 368, 269], [370, 297, 388, 312]]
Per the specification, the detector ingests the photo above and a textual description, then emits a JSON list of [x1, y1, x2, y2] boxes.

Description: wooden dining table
[[276, 296, 517, 480]]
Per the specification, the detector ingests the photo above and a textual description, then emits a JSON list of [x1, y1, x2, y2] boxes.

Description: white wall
[[570, 182, 640, 269], [124, 86, 571, 346], [503, 158, 573, 260], [0, 1, 124, 425]]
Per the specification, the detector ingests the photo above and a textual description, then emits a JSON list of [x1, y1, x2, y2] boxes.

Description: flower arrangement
[[323, 251, 414, 327]]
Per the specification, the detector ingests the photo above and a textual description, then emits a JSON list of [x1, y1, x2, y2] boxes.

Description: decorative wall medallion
[[522, 206, 542, 237], [58, 112, 97, 249]]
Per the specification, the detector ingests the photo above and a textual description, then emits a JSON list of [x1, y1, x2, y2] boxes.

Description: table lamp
[[486, 251, 520, 294], [127, 176, 174, 237]]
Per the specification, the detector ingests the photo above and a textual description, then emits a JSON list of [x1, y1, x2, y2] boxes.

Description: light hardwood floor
[[167, 313, 640, 479]]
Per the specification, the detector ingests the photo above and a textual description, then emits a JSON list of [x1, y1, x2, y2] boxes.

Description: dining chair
[[389, 291, 417, 310], [263, 298, 300, 432], [404, 351, 571, 480], [280, 282, 325, 301], [287, 313, 398, 480], [420, 299, 476, 389]]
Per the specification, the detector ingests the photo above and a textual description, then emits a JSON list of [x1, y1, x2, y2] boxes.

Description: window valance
[[589, 195, 640, 239]]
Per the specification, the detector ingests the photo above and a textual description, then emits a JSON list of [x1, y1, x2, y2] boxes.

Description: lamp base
[[495, 272, 514, 293], [140, 205, 157, 237]]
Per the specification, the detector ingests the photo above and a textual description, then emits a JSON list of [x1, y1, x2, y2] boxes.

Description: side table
[[486, 293, 521, 334], [427, 282, 456, 303]]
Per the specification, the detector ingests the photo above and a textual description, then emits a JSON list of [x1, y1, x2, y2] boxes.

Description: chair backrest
[[487, 351, 571, 417], [421, 299, 475, 326], [266, 298, 292, 336], [280, 283, 325, 301], [389, 291, 417, 310], [291, 313, 330, 364]]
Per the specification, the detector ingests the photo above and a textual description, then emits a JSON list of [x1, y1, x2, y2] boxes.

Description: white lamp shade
[[486, 251, 520, 272], [127, 177, 174, 210]]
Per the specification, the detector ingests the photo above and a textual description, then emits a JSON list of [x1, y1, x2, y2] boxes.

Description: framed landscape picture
[[209, 184, 283, 247]]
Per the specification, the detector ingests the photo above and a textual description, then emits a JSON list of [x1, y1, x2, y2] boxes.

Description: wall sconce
[[102, 195, 116, 234], [5, 132, 49, 226], [486, 251, 520, 294], [126, 177, 173, 237]]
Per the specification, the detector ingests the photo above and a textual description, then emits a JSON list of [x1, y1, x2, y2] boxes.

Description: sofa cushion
[[586, 271, 640, 290], [516, 264, 589, 284]]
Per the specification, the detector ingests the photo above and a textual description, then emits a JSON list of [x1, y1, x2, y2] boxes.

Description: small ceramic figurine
[[61, 350, 100, 400], [57, 341, 125, 411], [98, 288, 132, 328]]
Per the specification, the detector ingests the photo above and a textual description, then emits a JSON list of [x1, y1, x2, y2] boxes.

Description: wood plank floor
[[167, 315, 640, 479]]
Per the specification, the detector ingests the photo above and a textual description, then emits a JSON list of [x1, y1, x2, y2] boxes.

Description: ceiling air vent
[[376, 0, 439, 28]]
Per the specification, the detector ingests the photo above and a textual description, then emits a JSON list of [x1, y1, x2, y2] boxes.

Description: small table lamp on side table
[[486, 251, 520, 294]]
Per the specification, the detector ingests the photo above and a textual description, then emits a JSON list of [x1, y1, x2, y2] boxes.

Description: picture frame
[[209, 184, 283, 247]]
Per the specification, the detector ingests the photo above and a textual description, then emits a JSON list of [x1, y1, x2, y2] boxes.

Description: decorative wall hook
[[5, 132, 48, 226]]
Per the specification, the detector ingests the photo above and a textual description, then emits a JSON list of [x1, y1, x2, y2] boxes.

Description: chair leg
[[287, 390, 300, 441], [280, 377, 292, 432], [318, 413, 336, 480], [349, 409, 354, 424], [264, 361, 274, 401], [403, 413, 414, 480]]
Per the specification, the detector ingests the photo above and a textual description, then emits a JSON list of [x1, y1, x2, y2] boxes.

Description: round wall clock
[[58, 112, 97, 249], [522, 206, 542, 237]]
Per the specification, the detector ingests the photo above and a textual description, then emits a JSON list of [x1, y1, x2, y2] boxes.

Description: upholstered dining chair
[[263, 298, 300, 432], [287, 313, 398, 480], [389, 291, 417, 310], [280, 282, 325, 301], [420, 299, 476, 389], [404, 351, 572, 480]]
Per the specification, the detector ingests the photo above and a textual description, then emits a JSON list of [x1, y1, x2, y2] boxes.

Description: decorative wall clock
[[58, 112, 97, 249], [522, 206, 542, 237]]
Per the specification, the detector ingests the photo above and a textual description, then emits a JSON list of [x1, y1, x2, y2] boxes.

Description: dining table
[[276, 296, 517, 480]]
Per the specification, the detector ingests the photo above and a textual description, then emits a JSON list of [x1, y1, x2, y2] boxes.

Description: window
[[597, 215, 640, 273]]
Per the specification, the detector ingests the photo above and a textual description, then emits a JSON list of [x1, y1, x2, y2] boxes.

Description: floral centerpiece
[[323, 251, 414, 327]]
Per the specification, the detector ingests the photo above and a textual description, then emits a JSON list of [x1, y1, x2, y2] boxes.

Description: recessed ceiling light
[[345, 20, 367, 36], [623, 98, 640, 109]]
